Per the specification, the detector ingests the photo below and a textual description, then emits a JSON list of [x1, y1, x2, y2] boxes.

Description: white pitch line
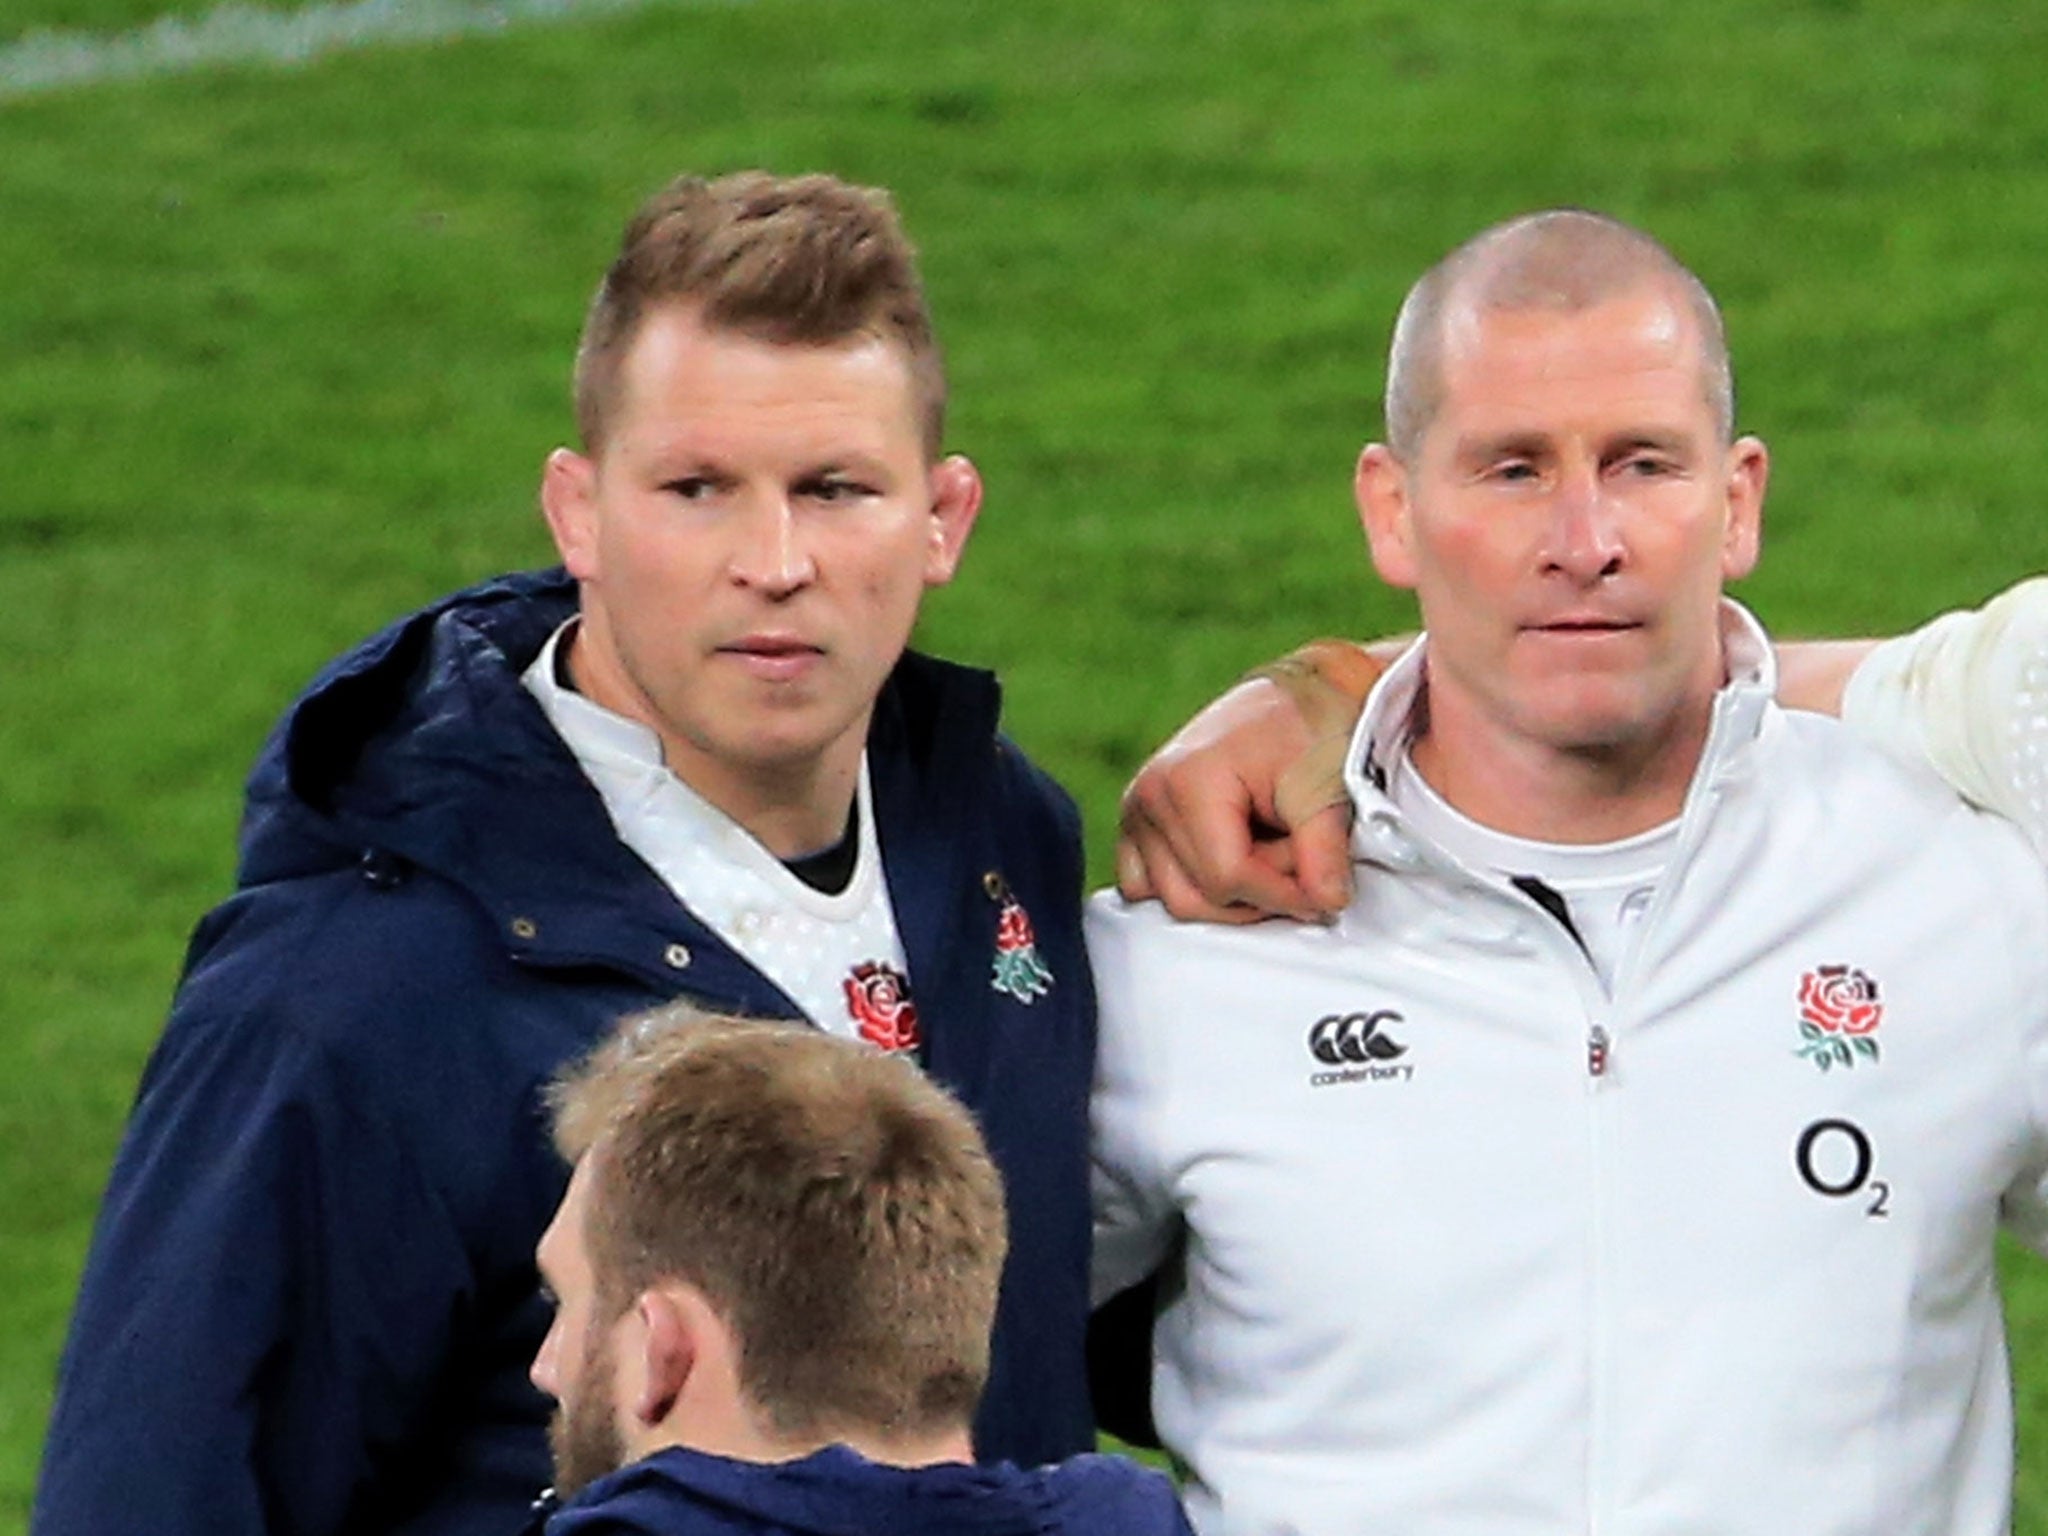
[[0, 0, 741, 101]]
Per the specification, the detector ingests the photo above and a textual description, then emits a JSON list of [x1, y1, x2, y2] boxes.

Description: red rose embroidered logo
[[1794, 964, 1882, 1071], [844, 960, 921, 1053], [983, 871, 1054, 1004], [991, 896, 1054, 1003]]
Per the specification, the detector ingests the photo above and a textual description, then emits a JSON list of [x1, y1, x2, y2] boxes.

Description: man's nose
[[530, 1323, 560, 1399], [729, 496, 817, 595], [1542, 466, 1625, 582]]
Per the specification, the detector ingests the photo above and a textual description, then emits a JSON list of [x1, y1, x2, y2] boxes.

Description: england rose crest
[[844, 961, 921, 1053], [1794, 964, 1882, 1071], [991, 893, 1054, 1004]]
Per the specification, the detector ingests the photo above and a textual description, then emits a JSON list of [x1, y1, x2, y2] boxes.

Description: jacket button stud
[[510, 917, 538, 940], [664, 943, 692, 970]]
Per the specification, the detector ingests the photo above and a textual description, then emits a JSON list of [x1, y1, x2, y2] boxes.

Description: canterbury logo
[[1308, 1010, 1407, 1065]]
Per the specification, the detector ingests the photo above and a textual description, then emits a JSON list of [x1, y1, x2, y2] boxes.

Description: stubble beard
[[550, 1327, 629, 1501]]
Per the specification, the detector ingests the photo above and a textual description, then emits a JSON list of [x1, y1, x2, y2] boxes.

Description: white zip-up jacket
[[1090, 605, 2048, 1536]]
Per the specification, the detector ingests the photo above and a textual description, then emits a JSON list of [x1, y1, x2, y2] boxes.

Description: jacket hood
[[549, 1445, 1076, 1536], [237, 568, 584, 890]]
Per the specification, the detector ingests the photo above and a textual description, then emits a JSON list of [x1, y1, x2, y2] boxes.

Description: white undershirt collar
[[519, 621, 911, 1034], [1390, 752, 1677, 990]]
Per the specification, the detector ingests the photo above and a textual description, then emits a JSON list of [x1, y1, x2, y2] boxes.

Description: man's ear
[[627, 1289, 697, 1428], [922, 454, 984, 588], [541, 448, 601, 581], [1719, 434, 1768, 581], [1355, 443, 1419, 590]]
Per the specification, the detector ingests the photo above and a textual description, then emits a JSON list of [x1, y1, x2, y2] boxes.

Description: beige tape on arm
[[1242, 639, 1382, 826]]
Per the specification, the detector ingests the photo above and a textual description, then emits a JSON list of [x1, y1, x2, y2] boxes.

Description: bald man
[[1088, 210, 2048, 1535]]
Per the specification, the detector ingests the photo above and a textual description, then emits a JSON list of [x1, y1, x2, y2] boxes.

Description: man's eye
[[662, 476, 717, 501], [802, 478, 872, 503], [1491, 461, 1539, 483], [1619, 455, 1675, 478]]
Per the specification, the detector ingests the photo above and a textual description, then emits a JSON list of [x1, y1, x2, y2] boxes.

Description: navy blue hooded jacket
[[543, 1446, 1193, 1536], [35, 571, 1096, 1536]]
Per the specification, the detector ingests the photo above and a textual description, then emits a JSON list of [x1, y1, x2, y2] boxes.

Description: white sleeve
[[1086, 893, 1183, 1306], [1840, 576, 2048, 858], [2001, 1020, 2048, 1259], [1993, 843, 2048, 1257]]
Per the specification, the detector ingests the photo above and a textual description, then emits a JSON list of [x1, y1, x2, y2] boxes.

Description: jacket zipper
[[1515, 890, 1617, 1536], [1584, 1006, 1613, 1536], [1573, 779, 1728, 1535]]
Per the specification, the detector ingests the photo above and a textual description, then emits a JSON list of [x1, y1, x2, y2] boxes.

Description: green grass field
[[6, 0, 2048, 1529]]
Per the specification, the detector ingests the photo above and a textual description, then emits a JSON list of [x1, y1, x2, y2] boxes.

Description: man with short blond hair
[[1091, 209, 2048, 1534], [543, 1008, 1006, 1477], [40, 170, 1095, 1536], [526, 1006, 1192, 1535], [570, 173, 949, 458]]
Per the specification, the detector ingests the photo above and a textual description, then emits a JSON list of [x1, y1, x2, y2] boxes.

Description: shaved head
[[1384, 209, 1733, 459]]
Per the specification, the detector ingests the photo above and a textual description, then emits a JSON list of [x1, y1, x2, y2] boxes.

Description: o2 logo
[[1794, 1118, 1889, 1219]]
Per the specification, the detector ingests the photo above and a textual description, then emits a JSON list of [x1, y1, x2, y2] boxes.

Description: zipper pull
[[1587, 1024, 1611, 1078]]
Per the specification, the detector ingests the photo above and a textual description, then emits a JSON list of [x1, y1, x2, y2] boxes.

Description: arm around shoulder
[[1116, 637, 1391, 924]]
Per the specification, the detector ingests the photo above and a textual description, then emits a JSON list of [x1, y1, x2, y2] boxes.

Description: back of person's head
[[572, 170, 946, 457], [1384, 207, 1733, 458], [548, 1007, 1008, 1445]]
